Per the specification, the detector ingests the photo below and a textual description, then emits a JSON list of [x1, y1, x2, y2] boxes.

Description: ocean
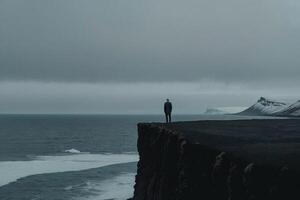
[[0, 114, 279, 200]]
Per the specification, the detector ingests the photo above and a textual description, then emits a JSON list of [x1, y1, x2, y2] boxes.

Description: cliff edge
[[132, 119, 300, 200]]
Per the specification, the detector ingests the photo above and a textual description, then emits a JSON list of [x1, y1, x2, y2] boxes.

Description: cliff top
[[141, 119, 300, 169]]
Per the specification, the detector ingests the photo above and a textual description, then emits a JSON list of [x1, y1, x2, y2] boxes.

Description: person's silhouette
[[164, 99, 172, 123]]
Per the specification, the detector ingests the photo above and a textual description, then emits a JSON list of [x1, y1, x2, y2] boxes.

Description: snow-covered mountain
[[276, 100, 300, 117], [238, 97, 289, 116]]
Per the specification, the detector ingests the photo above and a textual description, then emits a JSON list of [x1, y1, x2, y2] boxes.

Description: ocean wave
[[75, 173, 136, 200], [0, 153, 138, 187], [65, 148, 82, 154]]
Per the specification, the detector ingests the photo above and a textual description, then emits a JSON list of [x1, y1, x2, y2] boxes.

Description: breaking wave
[[0, 153, 138, 187]]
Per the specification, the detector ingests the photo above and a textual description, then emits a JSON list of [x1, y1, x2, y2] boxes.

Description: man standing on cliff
[[164, 99, 172, 123]]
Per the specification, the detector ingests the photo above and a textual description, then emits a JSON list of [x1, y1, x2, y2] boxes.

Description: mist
[[1, 0, 300, 113]]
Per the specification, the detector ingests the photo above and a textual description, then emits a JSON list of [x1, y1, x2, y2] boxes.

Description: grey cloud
[[0, 81, 299, 114], [1, 0, 300, 83], [0, 81, 294, 114]]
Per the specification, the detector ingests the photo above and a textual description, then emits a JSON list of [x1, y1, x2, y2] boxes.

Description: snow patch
[[254, 97, 287, 114], [277, 100, 300, 116], [239, 97, 289, 116]]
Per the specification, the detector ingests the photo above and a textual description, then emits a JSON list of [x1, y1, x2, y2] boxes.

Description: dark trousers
[[165, 113, 172, 123]]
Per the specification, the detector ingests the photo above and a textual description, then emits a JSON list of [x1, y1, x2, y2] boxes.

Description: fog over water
[[1, 0, 300, 113]]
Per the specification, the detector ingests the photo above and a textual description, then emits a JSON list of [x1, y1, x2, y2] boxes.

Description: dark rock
[[227, 162, 245, 200], [133, 119, 300, 200]]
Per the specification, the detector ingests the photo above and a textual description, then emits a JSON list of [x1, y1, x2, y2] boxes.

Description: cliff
[[132, 119, 300, 200]]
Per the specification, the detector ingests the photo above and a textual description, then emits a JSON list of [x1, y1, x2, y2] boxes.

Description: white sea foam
[[76, 172, 136, 200], [0, 153, 138, 187], [65, 148, 82, 154]]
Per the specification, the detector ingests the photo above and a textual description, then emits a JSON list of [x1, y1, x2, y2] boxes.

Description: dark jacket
[[164, 102, 172, 114]]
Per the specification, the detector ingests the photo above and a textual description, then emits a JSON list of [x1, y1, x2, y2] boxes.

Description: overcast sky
[[1, 0, 300, 114]]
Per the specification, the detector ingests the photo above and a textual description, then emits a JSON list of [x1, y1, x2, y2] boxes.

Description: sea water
[[0, 114, 280, 200]]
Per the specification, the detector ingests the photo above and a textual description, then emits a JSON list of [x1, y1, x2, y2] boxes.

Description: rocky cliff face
[[132, 122, 300, 200]]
